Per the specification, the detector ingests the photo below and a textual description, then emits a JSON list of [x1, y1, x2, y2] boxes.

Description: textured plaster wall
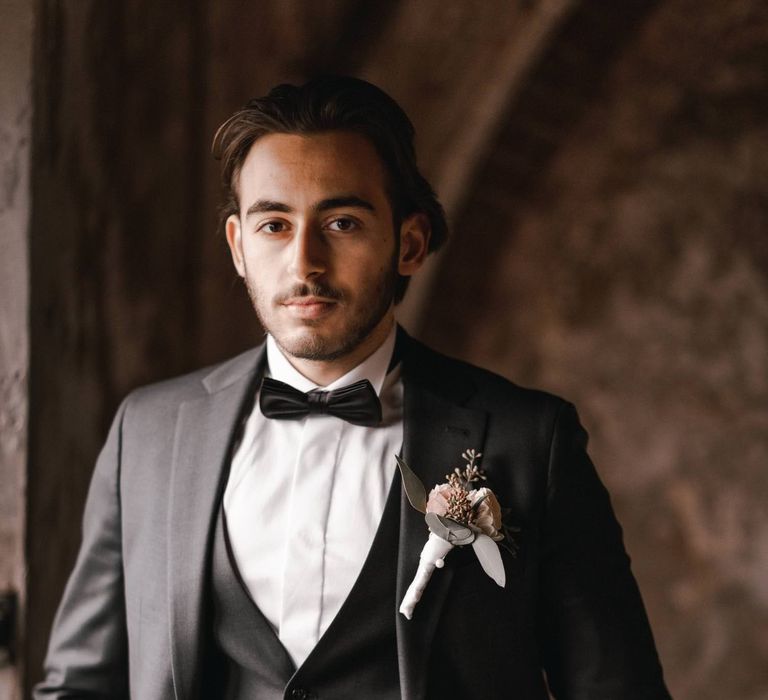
[[424, 2, 768, 698], [0, 0, 33, 696]]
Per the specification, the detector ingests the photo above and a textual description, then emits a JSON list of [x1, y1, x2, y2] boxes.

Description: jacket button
[[290, 689, 311, 700]]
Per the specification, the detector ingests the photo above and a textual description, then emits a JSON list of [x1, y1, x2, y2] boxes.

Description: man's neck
[[280, 314, 395, 387]]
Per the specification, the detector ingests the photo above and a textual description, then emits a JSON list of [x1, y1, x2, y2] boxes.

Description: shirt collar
[[265, 322, 397, 397]]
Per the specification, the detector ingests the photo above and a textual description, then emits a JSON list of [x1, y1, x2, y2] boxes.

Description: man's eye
[[259, 221, 286, 234], [328, 217, 357, 232]]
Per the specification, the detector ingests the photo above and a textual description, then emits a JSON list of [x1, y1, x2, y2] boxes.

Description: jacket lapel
[[396, 333, 488, 700], [167, 346, 265, 700]]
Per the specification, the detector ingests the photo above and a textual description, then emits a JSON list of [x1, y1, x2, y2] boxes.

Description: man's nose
[[287, 223, 327, 281]]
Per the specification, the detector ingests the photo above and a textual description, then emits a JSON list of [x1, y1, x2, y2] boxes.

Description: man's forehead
[[241, 131, 383, 174], [237, 131, 389, 207]]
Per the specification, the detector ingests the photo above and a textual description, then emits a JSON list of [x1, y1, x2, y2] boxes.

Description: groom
[[36, 77, 671, 699]]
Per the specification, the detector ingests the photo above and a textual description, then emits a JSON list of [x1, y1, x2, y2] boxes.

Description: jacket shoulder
[[122, 345, 263, 416], [405, 335, 568, 417]]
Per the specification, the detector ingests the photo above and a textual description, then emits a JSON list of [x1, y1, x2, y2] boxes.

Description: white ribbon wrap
[[398, 532, 454, 620]]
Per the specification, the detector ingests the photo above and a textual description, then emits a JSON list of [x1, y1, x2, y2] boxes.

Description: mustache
[[275, 282, 344, 304]]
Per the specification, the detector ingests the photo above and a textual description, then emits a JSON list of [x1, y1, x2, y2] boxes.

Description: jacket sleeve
[[539, 401, 672, 700], [34, 399, 130, 699]]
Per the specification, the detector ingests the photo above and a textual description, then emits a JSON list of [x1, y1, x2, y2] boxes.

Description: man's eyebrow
[[314, 196, 375, 213], [245, 200, 293, 216], [244, 195, 376, 218]]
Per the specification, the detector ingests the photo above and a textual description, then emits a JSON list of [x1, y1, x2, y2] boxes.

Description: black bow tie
[[259, 376, 383, 427]]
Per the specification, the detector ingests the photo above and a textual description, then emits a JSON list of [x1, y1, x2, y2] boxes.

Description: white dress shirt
[[224, 325, 403, 667]]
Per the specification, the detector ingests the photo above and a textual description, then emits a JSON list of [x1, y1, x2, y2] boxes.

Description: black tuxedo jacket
[[36, 330, 671, 699]]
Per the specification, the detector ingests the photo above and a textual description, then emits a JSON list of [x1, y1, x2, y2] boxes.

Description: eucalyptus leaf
[[472, 533, 506, 587], [425, 512, 452, 540], [471, 494, 488, 512], [441, 516, 475, 545], [395, 455, 427, 513], [425, 513, 475, 545]]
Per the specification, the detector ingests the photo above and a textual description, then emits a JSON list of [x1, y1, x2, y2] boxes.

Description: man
[[36, 77, 671, 699]]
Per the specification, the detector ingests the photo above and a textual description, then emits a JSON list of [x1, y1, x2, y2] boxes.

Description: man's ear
[[225, 214, 246, 278], [398, 213, 431, 276]]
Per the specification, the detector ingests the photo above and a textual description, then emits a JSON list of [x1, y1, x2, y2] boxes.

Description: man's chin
[[265, 298, 394, 363], [274, 328, 347, 362]]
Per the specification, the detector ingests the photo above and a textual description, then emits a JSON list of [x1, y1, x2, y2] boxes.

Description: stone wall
[[0, 0, 33, 696], [423, 2, 768, 698]]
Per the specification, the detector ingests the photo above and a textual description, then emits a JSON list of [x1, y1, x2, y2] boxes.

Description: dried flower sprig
[[445, 449, 487, 491]]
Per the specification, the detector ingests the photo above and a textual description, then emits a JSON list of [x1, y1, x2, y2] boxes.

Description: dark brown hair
[[212, 76, 448, 302]]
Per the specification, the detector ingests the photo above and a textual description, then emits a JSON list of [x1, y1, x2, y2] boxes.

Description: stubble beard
[[243, 251, 398, 362]]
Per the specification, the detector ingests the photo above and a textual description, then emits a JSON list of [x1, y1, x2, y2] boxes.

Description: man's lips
[[280, 297, 338, 319]]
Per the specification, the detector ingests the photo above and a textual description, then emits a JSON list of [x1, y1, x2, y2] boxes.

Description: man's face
[[225, 131, 427, 362]]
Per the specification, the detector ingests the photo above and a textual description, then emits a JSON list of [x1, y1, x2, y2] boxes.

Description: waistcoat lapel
[[212, 505, 297, 693], [396, 333, 488, 700], [167, 346, 265, 700]]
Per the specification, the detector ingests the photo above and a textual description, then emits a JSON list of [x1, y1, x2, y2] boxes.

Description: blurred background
[[2, 0, 767, 698]]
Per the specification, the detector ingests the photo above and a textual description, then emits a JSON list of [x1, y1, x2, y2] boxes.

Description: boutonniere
[[397, 449, 518, 619]]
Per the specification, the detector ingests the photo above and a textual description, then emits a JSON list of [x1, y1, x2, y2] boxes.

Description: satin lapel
[[396, 362, 487, 700], [167, 356, 262, 700]]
